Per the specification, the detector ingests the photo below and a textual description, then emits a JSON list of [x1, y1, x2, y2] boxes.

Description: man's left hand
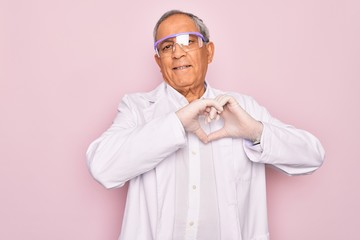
[[207, 95, 263, 143]]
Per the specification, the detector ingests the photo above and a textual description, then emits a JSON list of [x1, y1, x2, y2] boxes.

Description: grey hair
[[153, 10, 210, 43]]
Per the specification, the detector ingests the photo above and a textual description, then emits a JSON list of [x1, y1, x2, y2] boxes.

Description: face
[[154, 14, 215, 95]]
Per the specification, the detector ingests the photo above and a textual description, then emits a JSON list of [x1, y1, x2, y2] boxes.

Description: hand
[[207, 95, 263, 143], [176, 99, 224, 143]]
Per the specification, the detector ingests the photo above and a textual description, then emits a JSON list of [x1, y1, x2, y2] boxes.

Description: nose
[[172, 43, 187, 58]]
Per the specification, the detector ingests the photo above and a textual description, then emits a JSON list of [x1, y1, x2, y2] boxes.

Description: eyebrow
[[161, 39, 175, 43]]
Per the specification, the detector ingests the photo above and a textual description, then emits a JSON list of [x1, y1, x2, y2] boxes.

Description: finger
[[205, 106, 211, 113], [207, 128, 229, 142], [207, 106, 219, 122], [214, 94, 225, 102], [215, 94, 232, 107], [206, 113, 221, 124], [215, 113, 220, 121], [201, 99, 224, 113], [193, 127, 209, 144], [201, 107, 213, 123]]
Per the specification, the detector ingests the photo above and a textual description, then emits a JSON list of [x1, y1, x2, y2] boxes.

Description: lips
[[173, 65, 191, 70]]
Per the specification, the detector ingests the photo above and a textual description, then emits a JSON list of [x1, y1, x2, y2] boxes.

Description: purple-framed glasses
[[154, 32, 207, 57]]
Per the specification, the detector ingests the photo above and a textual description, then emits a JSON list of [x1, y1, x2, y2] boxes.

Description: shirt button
[[191, 150, 197, 155], [192, 185, 197, 190], [189, 221, 194, 226]]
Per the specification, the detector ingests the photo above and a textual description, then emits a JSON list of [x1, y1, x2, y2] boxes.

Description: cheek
[[197, 50, 211, 66], [198, 55, 210, 71], [159, 61, 172, 74]]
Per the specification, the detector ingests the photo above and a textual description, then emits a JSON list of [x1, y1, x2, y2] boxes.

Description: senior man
[[87, 10, 325, 240]]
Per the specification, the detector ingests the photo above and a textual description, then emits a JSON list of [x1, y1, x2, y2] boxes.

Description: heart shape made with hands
[[176, 95, 263, 144]]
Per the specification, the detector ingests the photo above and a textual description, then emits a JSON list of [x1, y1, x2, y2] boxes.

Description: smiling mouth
[[173, 65, 191, 70]]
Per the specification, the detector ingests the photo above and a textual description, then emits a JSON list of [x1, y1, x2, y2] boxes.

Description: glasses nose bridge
[[171, 42, 187, 57]]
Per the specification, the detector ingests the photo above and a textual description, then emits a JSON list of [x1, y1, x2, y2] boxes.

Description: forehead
[[156, 14, 199, 41]]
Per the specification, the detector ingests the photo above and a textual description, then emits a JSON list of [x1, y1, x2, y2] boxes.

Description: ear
[[154, 54, 162, 69], [205, 42, 215, 64]]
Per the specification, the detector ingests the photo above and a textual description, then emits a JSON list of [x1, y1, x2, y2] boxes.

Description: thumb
[[194, 127, 209, 144], [207, 128, 229, 142]]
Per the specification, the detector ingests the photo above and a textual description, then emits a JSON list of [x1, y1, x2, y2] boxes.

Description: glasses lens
[[155, 33, 204, 57]]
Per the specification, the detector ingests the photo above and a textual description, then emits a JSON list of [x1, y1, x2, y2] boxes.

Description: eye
[[187, 37, 197, 45], [161, 43, 173, 52]]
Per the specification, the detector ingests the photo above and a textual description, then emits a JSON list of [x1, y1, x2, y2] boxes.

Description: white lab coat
[[86, 82, 325, 240]]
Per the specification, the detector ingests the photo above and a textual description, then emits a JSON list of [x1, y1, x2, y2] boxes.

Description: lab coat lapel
[[143, 83, 178, 239]]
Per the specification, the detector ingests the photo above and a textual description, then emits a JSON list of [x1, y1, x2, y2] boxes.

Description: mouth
[[173, 65, 191, 70]]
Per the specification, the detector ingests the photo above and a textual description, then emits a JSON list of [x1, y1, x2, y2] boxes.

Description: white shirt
[[169, 86, 220, 239], [86, 82, 325, 240]]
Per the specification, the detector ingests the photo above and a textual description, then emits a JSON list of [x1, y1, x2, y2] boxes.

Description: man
[[86, 10, 325, 240]]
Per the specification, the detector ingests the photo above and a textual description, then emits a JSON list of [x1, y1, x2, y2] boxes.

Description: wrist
[[251, 121, 263, 145]]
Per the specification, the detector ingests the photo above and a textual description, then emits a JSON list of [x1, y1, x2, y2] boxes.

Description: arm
[[243, 109, 325, 175], [86, 95, 186, 189], [86, 96, 224, 189], [208, 94, 325, 175]]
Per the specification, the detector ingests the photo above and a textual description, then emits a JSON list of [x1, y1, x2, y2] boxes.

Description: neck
[[179, 84, 206, 103]]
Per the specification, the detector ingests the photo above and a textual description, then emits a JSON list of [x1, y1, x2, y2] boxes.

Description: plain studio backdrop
[[1, 0, 359, 239]]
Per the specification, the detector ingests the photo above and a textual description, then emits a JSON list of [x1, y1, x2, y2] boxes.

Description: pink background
[[1, 0, 359, 239]]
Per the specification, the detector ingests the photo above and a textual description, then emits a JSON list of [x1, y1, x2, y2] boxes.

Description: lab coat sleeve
[[86, 95, 186, 189], [240, 95, 325, 175]]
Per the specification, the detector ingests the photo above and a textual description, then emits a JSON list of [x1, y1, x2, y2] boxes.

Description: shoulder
[[122, 83, 166, 107]]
